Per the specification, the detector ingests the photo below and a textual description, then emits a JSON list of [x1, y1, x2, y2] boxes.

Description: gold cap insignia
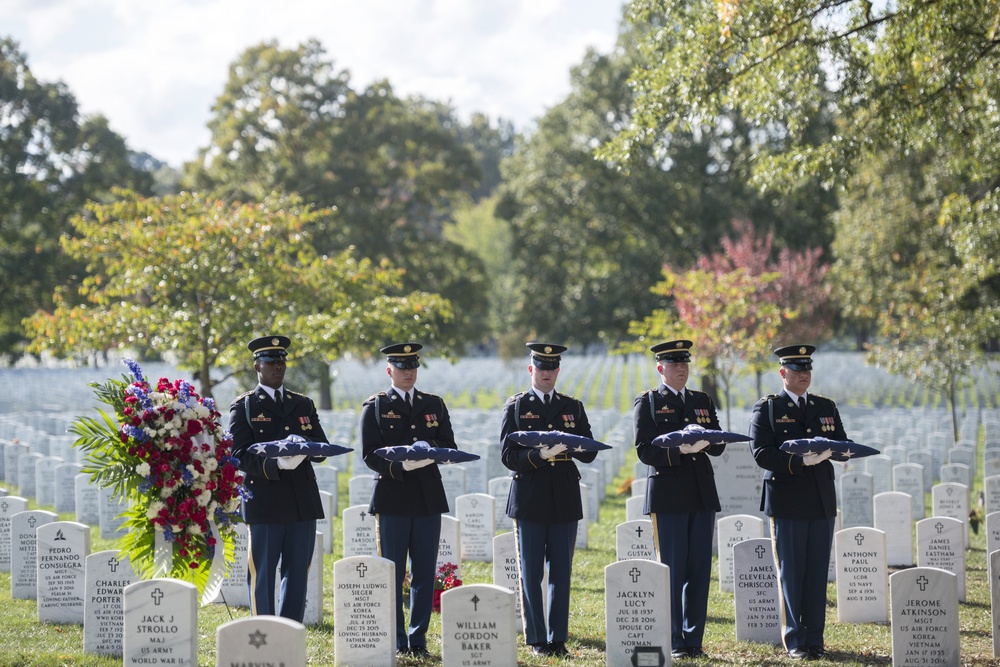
[[676, 342, 684, 348], [799, 347, 807, 354], [544, 346, 552, 353], [404, 345, 412, 353], [271, 338, 280, 346]]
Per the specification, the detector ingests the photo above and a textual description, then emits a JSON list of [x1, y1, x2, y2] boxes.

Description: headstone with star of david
[[342, 505, 379, 558], [615, 520, 656, 562], [733, 537, 781, 644], [931, 482, 969, 548], [874, 492, 914, 567], [717, 514, 765, 593], [10, 508, 56, 599], [333, 555, 396, 666], [487, 476, 513, 532], [84, 551, 136, 656], [441, 584, 517, 667], [0, 495, 28, 572], [916, 516, 966, 602], [893, 463, 926, 521], [834, 526, 889, 623], [216, 615, 306, 667], [123, 579, 198, 667], [36, 520, 90, 624], [604, 558, 670, 667], [348, 474, 375, 508], [889, 567, 959, 667], [456, 493, 495, 562]]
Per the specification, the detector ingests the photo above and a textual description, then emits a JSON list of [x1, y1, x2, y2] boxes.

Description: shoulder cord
[[244, 395, 251, 426], [374, 394, 382, 428], [648, 390, 656, 424], [514, 393, 523, 431]]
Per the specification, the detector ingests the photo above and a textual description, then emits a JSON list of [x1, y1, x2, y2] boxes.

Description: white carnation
[[136, 462, 151, 476], [146, 501, 164, 519], [205, 458, 219, 472], [187, 524, 203, 535]]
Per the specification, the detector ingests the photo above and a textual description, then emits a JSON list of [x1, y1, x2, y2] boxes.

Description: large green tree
[[186, 40, 489, 351], [611, 0, 1000, 370], [497, 18, 836, 346], [24, 191, 448, 398], [0, 38, 152, 360]]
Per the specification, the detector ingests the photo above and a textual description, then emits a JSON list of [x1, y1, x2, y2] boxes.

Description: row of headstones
[[7, 510, 979, 667]]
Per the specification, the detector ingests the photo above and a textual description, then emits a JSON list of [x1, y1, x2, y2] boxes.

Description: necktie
[[544, 393, 550, 406], [274, 390, 283, 411], [798, 396, 805, 412], [405, 392, 411, 407]]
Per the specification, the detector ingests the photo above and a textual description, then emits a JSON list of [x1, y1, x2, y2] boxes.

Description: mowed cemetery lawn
[[1, 352, 999, 665]]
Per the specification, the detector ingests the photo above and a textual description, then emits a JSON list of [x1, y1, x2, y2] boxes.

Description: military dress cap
[[774, 344, 816, 371], [526, 342, 567, 370], [650, 339, 693, 363], [248, 335, 290, 361], [380, 342, 422, 369]]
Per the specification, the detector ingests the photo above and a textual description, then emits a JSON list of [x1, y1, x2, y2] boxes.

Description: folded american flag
[[249, 434, 353, 458]]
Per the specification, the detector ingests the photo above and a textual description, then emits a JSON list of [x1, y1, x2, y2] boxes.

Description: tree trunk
[[317, 362, 333, 410]]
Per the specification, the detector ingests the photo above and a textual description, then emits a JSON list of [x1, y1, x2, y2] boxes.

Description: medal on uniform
[[695, 408, 710, 424], [299, 415, 313, 431], [562, 414, 575, 428], [820, 416, 835, 432], [425, 413, 439, 428]]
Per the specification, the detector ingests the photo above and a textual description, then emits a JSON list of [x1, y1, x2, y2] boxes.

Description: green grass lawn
[[1, 448, 998, 666]]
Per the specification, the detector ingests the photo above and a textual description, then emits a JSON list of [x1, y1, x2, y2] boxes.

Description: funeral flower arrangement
[[72, 359, 245, 594], [432, 562, 462, 612]]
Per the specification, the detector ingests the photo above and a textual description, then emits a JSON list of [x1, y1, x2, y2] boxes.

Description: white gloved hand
[[402, 458, 435, 471], [539, 444, 568, 460], [679, 439, 710, 454], [802, 449, 833, 466], [276, 454, 307, 470]]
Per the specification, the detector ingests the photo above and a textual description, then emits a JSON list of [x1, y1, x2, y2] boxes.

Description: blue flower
[[123, 358, 145, 384], [180, 467, 194, 486], [163, 527, 174, 542], [122, 424, 149, 443], [177, 380, 193, 405], [203, 397, 216, 411]]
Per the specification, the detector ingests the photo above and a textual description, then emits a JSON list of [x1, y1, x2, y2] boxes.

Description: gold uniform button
[[411, 425, 416, 429]]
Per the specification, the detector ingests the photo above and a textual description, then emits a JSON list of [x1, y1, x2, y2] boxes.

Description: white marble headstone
[[834, 527, 888, 623], [36, 520, 90, 623], [986, 475, 1000, 515], [717, 514, 765, 593], [440, 464, 467, 516], [34, 455, 62, 507], [931, 482, 969, 548], [714, 444, 765, 519], [487, 476, 513, 532], [604, 559, 670, 667], [576, 484, 589, 550], [3, 441, 30, 487], [302, 531, 323, 626], [213, 522, 250, 607], [317, 490, 334, 554], [342, 505, 379, 558], [0, 494, 29, 572], [98, 487, 129, 540], [578, 466, 600, 523], [123, 579, 198, 667], [893, 463, 925, 521], [216, 616, 306, 667], [916, 517, 965, 602], [991, 549, 1000, 658], [74, 473, 100, 525], [11, 509, 57, 599], [54, 462, 83, 513], [733, 538, 781, 644], [456, 493, 495, 562], [840, 471, 874, 528], [615, 520, 656, 562], [625, 496, 645, 522], [17, 452, 43, 499], [313, 465, 339, 516], [889, 567, 959, 667], [989, 512, 1000, 558], [333, 555, 396, 666], [84, 551, 136, 655], [630, 477, 648, 499], [491, 532, 525, 633], [441, 584, 517, 667], [436, 515, 461, 579], [348, 475, 375, 508], [874, 491, 914, 567], [864, 455, 893, 496]]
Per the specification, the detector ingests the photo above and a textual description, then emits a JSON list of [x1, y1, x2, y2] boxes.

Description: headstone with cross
[[931, 482, 969, 548], [123, 578, 198, 667], [216, 616, 306, 667], [333, 555, 396, 666], [717, 514, 765, 593], [342, 505, 379, 558], [0, 495, 28, 572], [889, 567, 959, 667], [874, 492, 914, 567], [916, 516, 966, 602], [10, 508, 57, 599], [615, 520, 656, 562], [834, 526, 889, 623], [456, 493, 495, 562], [36, 520, 90, 624], [441, 583, 517, 667], [84, 551, 136, 656], [733, 537, 781, 644], [604, 558, 670, 667]]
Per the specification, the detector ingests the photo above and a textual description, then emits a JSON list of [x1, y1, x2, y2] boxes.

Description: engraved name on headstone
[[342, 505, 379, 558], [11, 509, 57, 599], [615, 520, 656, 562], [441, 584, 516, 667], [457, 493, 495, 562], [123, 579, 198, 667], [889, 567, 959, 667], [717, 514, 765, 593], [84, 551, 136, 656], [333, 555, 396, 666], [835, 527, 888, 623], [604, 559, 670, 667], [916, 517, 966, 602], [37, 520, 90, 623], [733, 538, 781, 644]]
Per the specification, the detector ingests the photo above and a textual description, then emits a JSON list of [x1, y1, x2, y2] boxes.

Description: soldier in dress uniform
[[230, 335, 328, 622], [633, 339, 725, 659], [500, 342, 597, 658], [749, 344, 847, 660], [359, 342, 456, 658]]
